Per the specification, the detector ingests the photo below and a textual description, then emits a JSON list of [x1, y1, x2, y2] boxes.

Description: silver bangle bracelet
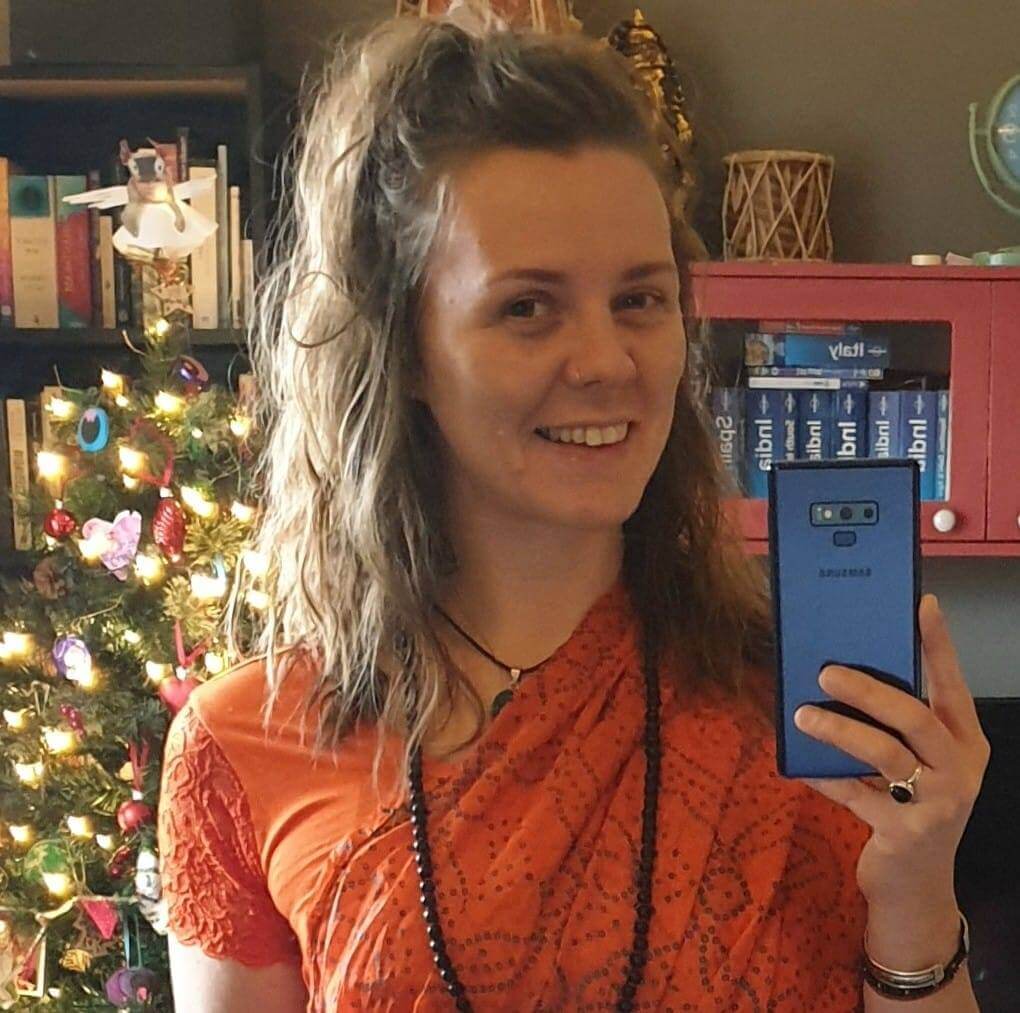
[[862, 911, 970, 999]]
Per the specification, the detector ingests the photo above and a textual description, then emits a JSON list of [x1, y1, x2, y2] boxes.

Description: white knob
[[932, 508, 957, 533]]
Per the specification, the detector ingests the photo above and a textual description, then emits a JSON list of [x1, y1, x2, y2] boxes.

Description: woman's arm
[[862, 896, 979, 1012], [168, 933, 309, 1012]]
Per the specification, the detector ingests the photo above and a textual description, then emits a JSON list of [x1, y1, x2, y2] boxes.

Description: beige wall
[[258, 0, 1020, 696], [260, 0, 1020, 263]]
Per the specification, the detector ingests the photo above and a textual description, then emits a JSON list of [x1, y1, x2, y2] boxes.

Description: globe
[[969, 72, 1020, 264]]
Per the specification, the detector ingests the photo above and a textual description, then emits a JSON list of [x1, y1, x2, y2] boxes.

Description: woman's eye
[[504, 297, 550, 320], [503, 291, 668, 321], [619, 291, 667, 311]]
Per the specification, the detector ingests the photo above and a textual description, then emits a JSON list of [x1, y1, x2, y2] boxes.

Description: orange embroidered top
[[157, 579, 871, 1011]]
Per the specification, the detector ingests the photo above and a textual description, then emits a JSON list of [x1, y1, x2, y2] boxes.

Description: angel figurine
[[62, 139, 217, 262]]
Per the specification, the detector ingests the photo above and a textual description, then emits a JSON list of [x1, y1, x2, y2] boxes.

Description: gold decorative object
[[603, 9, 708, 261], [722, 149, 834, 261]]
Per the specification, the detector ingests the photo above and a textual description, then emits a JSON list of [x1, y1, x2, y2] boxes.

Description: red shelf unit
[[688, 261, 1020, 558]]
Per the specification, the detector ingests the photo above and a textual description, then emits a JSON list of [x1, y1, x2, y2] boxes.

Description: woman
[[157, 4, 990, 1010]]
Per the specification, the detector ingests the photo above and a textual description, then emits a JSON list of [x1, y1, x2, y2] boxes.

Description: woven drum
[[722, 150, 834, 261]]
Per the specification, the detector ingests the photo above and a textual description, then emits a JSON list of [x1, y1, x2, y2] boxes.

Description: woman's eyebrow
[[484, 260, 677, 287]]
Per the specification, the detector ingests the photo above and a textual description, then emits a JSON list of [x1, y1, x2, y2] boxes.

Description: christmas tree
[[0, 158, 263, 1009]]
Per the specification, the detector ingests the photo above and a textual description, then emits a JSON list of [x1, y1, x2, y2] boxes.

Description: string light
[[101, 370, 125, 395], [134, 553, 165, 585], [145, 661, 173, 684], [204, 652, 224, 675], [243, 549, 268, 576], [2, 631, 33, 657], [122, 474, 140, 491], [153, 317, 171, 338], [95, 833, 116, 851], [42, 872, 73, 898], [230, 501, 255, 523], [9, 825, 34, 846], [180, 485, 217, 519], [229, 414, 252, 439], [66, 815, 93, 839], [191, 427, 204, 439], [3, 708, 30, 729], [42, 728, 77, 754], [36, 450, 67, 482], [123, 629, 142, 645], [14, 761, 44, 787], [117, 445, 147, 475], [155, 390, 186, 414], [246, 589, 270, 611], [115, 393, 130, 408], [77, 533, 108, 562], [45, 397, 76, 421]]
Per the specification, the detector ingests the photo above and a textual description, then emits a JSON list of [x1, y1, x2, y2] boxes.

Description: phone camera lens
[[864, 507, 874, 519], [840, 506, 852, 521]]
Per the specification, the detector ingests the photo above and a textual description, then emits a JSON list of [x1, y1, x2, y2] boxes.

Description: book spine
[[833, 387, 869, 460], [758, 320, 863, 336], [711, 387, 744, 493], [188, 165, 219, 328], [867, 391, 902, 459], [86, 169, 103, 326], [108, 155, 131, 326], [216, 145, 229, 327], [9, 175, 59, 327], [934, 389, 950, 500], [54, 175, 91, 327], [0, 157, 14, 328], [0, 397, 12, 552], [902, 391, 938, 500], [130, 265, 142, 328], [242, 237, 254, 327], [747, 375, 841, 390], [98, 215, 116, 327], [796, 390, 834, 461], [746, 365, 884, 380], [229, 185, 242, 328], [745, 389, 784, 499], [5, 398, 31, 550]]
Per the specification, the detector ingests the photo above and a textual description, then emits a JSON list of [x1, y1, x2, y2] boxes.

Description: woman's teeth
[[535, 423, 629, 447]]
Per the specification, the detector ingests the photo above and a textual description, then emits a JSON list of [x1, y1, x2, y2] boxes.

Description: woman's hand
[[792, 593, 991, 907]]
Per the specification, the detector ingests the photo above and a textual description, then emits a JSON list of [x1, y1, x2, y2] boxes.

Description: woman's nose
[[563, 310, 638, 388]]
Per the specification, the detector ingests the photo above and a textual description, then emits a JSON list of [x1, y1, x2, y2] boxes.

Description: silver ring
[[887, 764, 923, 804]]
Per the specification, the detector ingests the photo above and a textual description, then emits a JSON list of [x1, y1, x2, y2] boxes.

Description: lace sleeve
[[157, 700, 302, 967]]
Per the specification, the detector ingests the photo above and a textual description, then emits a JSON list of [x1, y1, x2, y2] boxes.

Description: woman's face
[[414, 145, 687, 534]]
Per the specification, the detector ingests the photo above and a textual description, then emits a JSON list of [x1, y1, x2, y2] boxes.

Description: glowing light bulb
[[42, 728, 76, 754], [155, 390, 185, 414], [101, 370, 125, 394], [9, 825, 34, 846], [14, 762, 44, 787], [134, 553, 165, 584], [230, 501, 255, 523], [95, 833, 116, 851], [2, 631, 32, 656], [123, 629, 142, 645], [43, 872, 73, 897], [122, 474, 140, 491], [145, 660, 173, 684], [153, 317, 171, 338], [204, 652, 224, 675], [115, 393, 130, 408], [118, 445, 147, 475], [191, 427, 204, 439], [66, 815, 93, 838], [229, 414, 252, 439], [180, 486, 217, 519], [243, 550, 268, 576], [3, 708, 29, 729], [246, 589, 270, 611], [46, 397, 75, 420], [78, 534, 108, 562]]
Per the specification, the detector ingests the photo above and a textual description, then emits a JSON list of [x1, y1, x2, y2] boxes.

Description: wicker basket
[[722, 150, 834, 261]]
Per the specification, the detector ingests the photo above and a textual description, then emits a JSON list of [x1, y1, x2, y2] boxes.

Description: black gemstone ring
[[887, 764, 923, 804]]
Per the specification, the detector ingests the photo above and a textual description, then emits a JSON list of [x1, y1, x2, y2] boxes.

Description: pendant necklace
[[433, 604, 551, 717], [411, 606, 662, 1011]]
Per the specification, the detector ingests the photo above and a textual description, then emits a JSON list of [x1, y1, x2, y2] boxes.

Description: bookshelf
[[0, 60, 294, 574]]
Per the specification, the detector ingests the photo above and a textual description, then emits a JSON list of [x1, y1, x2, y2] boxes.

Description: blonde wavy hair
[[227, 1, 776, 796]]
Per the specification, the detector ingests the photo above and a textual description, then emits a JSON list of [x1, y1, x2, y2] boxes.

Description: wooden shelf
[[0, 327, 248, 348], [0, 64, 254, 100], [687, 260, 1020, 282]]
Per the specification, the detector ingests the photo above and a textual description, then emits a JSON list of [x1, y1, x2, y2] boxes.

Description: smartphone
[[767, 458, 922, 779]]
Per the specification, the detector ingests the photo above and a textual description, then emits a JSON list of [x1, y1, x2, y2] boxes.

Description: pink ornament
[[158, 673, 197, 714], [81, 510, 142, 581], [59, 703, 86, 736]]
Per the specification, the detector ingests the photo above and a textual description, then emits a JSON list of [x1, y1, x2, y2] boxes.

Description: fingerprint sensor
[[833, 530, 856, 547]]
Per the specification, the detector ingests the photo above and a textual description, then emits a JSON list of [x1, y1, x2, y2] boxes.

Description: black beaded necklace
[[409, 608, 662, 1012]]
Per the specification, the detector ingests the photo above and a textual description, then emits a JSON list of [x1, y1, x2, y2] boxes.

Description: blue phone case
[[767, 459, 921, 779]]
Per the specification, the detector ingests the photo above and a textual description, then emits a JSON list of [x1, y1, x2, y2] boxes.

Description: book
[[242, 237, 254, 327], [229, 185, 242, 328], [0, 157, 14, 328], [216, 144, 229, 327], [98, 215, 116, 327], [796, 390, 833, 461], [746, 375, 869, 391], [832, 387, 868, 461], [745, 389, 796, 498], [934, 389, 950, 500], [758, 320, 863, 336], [5, 398, 31, 549], [188, 164, 219, 328], [0, 396, 12, 553], [745, 331, 890, 369], [746, 365, 884, 380], [86, 169, 103, 325], [54, 175, 91, 327], [867, 391, 904, 459], [9, 175, 58, 327], [901, 390, 938, 500], [710, 387, 744, 493]]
